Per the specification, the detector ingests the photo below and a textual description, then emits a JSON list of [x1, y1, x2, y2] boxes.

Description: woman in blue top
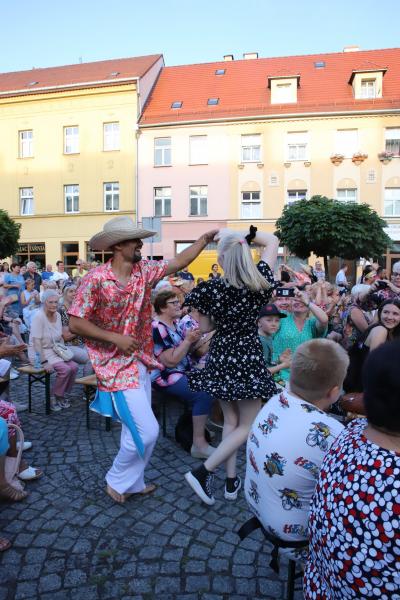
[[3, 263, 25, 316], [272, 289, 328, 382]]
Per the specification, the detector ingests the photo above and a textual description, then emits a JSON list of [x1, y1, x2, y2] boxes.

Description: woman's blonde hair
[[217, 230, 270, 292]]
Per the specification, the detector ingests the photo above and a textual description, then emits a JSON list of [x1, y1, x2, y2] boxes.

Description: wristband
[[41, 360, 48, 365]]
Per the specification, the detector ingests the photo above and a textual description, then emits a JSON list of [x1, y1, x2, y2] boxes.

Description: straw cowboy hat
[[89, 216, 156, 251]]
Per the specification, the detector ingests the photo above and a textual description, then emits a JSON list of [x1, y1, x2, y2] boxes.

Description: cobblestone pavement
[[0, 373, 304, 600]]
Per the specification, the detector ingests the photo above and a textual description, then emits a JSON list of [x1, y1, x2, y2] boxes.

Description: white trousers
[[105, 363, 159, 494]]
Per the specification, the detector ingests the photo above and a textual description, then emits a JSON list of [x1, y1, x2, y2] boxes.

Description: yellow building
[[0, 54, 163, 269]]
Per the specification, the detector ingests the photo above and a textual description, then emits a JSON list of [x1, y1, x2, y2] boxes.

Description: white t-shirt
[[52, 271, 69, 283], [335, 269, 347, 286], [244, 390, 343, 543]]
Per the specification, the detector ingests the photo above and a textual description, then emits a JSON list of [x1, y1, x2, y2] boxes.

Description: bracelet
[[41, 360, 48, 364]]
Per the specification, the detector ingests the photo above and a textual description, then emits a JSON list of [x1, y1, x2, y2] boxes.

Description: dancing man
[[69, 215, 218, 503]]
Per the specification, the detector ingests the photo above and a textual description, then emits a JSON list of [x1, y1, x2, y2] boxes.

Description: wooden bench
[[17, 366, 51, 415], [74, 374, 111, 431]]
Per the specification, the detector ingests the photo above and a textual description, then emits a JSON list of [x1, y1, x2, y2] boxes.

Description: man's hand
[[200, 229, 219, 245], [185, 328, 202, 344], [111, 333, 140, 353], [0, 343, 27, 358]]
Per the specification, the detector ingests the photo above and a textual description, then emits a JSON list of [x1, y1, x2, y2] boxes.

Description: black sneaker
[[224, 475, 242, 500], [185, 465, 215, 505]]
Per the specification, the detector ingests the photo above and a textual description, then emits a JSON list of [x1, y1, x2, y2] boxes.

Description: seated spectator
[[244, 339, 348, 555], [3, 263, 24, 316], [58, 285, 93, 376], [52, 261, 69, 287], [313, 260, 325, 281], [178, 267, 195, 282], [272, 289, 328, 382], [71, 259, 88, 279], [28, 290, 79, 412], [23, 261, 41, 292], [40, 279, 59, 301], [41, 264, 53, 281], [361, 260, 400, 309], [152, 290, 214, 458], [179, 308, 215, 369], [208, 263, 221, 279], [21, 278, 41, 329], [343, 298, 400, 393], [304, 341, 400, 599], [339, 284, 373, 350], [257, 303, 291, 385]]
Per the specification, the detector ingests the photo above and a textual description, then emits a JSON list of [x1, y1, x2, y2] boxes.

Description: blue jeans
[[158, 375, 212, 417]]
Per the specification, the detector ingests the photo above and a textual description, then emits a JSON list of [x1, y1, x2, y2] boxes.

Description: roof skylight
[[171, 101, 182, 109], [215, 69, 226, 75], [207, 98, 219, 105], [314, 61, 326, 69]]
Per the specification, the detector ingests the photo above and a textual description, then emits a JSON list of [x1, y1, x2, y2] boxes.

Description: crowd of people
[[0, 218, 399, 598]]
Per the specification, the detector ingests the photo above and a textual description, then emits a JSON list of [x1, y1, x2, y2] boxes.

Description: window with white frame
[[385, 128, 400, 156], [189, 135, 208, 164], [154, 137, 171, 166], [104, 182, 119, 211], [241, 191, 261, 218], [19, 130, 33, 158], [103, 122, 120, 151], [64, 126, 79, 154], [287, 131, 308, 161], [154, 187, 171, 217], [337, 188, 357, 203], [287, 189, 307, 204], [241, 134, 261, 162], [274, 82, 293, 103], [384, 188, 400, 216], [64, 184, 79, 213], [20, 187, 34, 215], [189, 186, 207, 216], [361, 79, 376, 99], [335, 129, 359, 158]]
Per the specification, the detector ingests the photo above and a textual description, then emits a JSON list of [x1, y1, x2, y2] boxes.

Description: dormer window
[[349, 66, 386, 99], [171, 101, 182, 109], [361, 79, 376, 99], [268, 75, 300, 104]]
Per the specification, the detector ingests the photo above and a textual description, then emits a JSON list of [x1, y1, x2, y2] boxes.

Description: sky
[[1, 0, 399, 73]]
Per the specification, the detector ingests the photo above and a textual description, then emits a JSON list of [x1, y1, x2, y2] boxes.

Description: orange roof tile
[[0, 55, 163, 98], [140, 48, 400, 125]]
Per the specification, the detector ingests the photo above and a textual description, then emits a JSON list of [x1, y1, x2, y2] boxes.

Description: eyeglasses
[[166, 300, 180, 306], [392, 272, 400, 277]]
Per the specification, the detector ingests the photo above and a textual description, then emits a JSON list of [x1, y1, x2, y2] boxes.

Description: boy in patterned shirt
[[244, 339, 348, 551]]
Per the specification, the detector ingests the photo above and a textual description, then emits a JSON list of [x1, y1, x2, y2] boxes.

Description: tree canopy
[[275, 195, 391, 276], [0, 209, 21, 259]]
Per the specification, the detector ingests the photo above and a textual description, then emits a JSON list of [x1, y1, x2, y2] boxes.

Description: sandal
[[106, 484, 125, 504], [124, 483, 157, 500], [18, 466, 43, 481], [0, 483, 28, 502], [0, 538, 11, 552]]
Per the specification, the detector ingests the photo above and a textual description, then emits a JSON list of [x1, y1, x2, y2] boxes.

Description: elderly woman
[[28, 290, 79, 412], [152, 289, 214, 458], [272, 289, 328, 383], [58, 285, 93, 376], [304, 340, 400, 599]]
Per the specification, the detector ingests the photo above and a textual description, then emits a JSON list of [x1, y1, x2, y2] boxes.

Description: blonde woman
[[184, 226, 279, 505]]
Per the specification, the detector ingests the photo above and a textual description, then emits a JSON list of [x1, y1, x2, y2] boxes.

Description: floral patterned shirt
[[68, 259, 168, 391]]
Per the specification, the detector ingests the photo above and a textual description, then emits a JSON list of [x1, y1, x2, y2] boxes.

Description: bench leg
[[45, 374, 51, 415], [28, 375, 32, 413], [286, 559, 296, 600]]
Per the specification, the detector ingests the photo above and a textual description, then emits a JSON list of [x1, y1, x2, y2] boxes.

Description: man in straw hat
[[69, 216, 218, 503]]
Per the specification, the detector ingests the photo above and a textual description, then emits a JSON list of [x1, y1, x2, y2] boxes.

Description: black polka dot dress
[[184, 261, 278, 402]]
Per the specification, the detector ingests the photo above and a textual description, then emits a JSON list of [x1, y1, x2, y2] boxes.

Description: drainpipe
[[135, 123, 140, 227]]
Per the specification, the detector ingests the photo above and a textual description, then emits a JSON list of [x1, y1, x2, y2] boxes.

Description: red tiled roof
[[0, 55, 163, 97], [140, 48, 400, 125]]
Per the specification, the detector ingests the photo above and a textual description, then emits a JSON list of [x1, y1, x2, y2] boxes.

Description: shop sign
[[17, 243, 46, 253]]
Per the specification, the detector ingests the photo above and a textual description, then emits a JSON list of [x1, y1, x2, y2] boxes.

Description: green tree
[[0, 209, 21, 259], [274, 195, 391, 279]]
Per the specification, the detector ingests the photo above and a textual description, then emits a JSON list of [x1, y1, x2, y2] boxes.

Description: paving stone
[[184, 560, 206, 573], [15, 582, 38, 599], [185, 575, 210, 593], [154, 576, 181, 594], [38, 573, 62, 593]]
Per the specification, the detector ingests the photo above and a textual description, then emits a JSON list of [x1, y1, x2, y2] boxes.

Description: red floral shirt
[[68, 259, 168, 391]]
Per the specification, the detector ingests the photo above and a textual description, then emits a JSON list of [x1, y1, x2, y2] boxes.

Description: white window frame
[[286, 132, 308, 161], [275, 82, 293, 103], [104, 182, 120, 212], [64, 184, 80, 213], [361, 79, 376, 99], [287, 190, 307, 204], [384, 188, 400, 217], [154, 187, 172, 217], [336, 188, 357, 203], [241, 134, 261, 163], [241, 191, 261, 218], [154, 137, 171, 167], [64, 126, 79, 154], [189, 186, 208, 216], [20, 187, 34, 215], [385, 128, 400, 156], [189, 135, 208, 165], [19, 130, 33, 158], [335, 129, 359, 158], [103, 122, 120, 151]]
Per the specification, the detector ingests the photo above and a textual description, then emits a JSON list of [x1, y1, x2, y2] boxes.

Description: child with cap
[[258, 304, 292, 385]]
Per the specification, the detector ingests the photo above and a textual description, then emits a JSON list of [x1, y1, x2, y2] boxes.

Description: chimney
[[343, 45, 360, 53], [243, 52, 259, 60], [223, 54, 234, 61]]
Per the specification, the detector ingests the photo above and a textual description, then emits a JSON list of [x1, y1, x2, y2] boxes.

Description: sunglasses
[[166, 300, 180, 306]]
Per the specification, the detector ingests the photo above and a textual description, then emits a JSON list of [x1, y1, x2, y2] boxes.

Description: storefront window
[[13, 242, 46, 269], [86, 243, 112, 265], [61, 242, 79, 274]]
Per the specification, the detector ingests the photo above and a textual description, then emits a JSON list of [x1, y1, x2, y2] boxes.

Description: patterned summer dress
[[183, 261, 277, 402]]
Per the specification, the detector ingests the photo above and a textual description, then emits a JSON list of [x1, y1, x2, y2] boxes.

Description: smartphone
[[276, 287, 295, 297]]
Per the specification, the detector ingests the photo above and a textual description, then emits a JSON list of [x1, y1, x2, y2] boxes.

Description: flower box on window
[[378, 151, 394, 165], [284, 161, 291, 168], [304, 161, 311, 167], [330, 153, 344, 166], [352, 152, 368, 165], [257, 162, 264, 169]]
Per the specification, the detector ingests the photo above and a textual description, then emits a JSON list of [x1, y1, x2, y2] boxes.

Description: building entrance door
[[61, 242, 79, 275]]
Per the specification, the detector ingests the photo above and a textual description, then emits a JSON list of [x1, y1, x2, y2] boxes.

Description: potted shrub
[[378, 151, 394, 165], [330, 153, 344, 166], [352, 152, 368, 165]]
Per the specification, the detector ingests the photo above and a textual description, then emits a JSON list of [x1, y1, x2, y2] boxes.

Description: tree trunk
[[323, 256, 329, 281]]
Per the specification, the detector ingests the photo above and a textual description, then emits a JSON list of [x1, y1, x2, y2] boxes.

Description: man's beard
[[132, 252, 142, 263]]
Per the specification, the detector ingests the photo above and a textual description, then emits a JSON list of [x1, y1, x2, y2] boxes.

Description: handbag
[[5, 424, 25, 492], [52, 340, 74, 361]]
